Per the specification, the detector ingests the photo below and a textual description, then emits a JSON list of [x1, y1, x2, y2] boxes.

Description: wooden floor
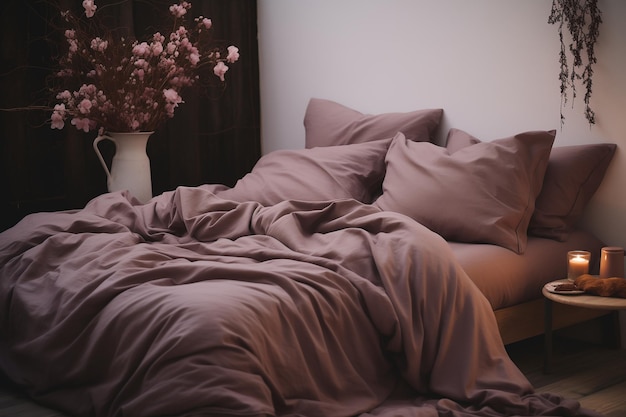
[[1, 335, 625, 417], [506, 334, 626, 417]]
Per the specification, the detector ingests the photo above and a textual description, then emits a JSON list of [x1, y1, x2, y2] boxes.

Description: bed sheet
[[449, 231, 605, 311]]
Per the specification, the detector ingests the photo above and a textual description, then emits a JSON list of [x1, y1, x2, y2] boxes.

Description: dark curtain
[[0, 0, 261, 231]]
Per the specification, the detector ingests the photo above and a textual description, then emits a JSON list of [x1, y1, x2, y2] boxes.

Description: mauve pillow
[[445, 129, 480, 153], [217, 137, 394, 206], [304, 98, 443, 148], [528, 143, 616, 241], [374, 129, 555, 253]]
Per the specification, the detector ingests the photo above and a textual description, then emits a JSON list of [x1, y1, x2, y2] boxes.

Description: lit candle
[[567, 251, 590, 281]]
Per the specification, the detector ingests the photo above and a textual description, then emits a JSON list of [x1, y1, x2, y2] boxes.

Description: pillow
[[374, 129, 555, 253], [217, 137, 394, 206], [445, 128, 480, 153], [528, 143, 616, 241], [304, 98, 443, 148], [447, 133, 618, 241]]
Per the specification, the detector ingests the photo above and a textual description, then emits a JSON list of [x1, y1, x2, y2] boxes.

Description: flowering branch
[[46, 0, 239, 133], [548, 0, 601, 126]]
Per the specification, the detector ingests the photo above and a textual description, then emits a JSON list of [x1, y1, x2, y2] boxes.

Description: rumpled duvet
[[0, 186, 603, 417]]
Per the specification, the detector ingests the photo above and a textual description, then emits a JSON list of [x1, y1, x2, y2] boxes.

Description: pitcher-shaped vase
[[93, 132, 154, 203]]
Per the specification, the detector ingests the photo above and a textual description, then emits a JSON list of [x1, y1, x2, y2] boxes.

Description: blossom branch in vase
[[48, 0, 239, 134]]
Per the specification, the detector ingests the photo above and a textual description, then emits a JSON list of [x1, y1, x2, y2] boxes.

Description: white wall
[[257, 0, 626, 254], [258, 0, 560, 149]]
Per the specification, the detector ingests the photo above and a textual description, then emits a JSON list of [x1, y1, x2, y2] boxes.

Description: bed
[[0, 98, 616, 417], [452, 232, 607, 345]]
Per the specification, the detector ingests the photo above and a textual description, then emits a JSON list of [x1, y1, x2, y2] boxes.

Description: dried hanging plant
[[548, 0, 601, 126]]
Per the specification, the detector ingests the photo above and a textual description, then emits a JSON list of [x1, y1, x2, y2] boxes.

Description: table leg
[[544, 298, 553, 374]]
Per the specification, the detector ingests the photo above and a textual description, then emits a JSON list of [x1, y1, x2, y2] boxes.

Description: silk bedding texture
[[0, 187, 603, 417]]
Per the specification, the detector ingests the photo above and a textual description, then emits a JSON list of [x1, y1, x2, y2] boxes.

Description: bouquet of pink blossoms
[[50, 0, 239, 133]]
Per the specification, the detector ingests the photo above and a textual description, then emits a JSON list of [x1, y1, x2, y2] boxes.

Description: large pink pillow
[[304, 98, 443, 148], [217, 137, 393, 206], [528, 143, 616, 241], [374, 129, 555, 253], [447, 132, 617, 242]]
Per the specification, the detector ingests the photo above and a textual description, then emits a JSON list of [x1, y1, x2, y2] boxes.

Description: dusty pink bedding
[[0, 187, 602, 417], [450, 231, 605, 310]]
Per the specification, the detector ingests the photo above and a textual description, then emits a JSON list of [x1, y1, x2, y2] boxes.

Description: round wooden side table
[[542, 278, 626, 373]]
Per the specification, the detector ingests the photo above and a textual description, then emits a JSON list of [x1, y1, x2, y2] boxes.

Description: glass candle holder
[[567, 250, 591, 281]]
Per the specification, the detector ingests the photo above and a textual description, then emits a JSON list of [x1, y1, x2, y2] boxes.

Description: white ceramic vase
[[93, 131, 154, 203]]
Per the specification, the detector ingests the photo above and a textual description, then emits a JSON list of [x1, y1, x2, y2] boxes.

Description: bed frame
[[495, 299, 612, 345]]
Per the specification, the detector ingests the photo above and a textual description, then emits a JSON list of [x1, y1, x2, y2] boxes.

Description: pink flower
[[51, 104, 66, 129], [82, 0, 97, 18], [71, 117, 92, 132], [134, 58, 148, 70], [133, 42, 150, 57], [163, 88, 182, 104], [151, 41, 164, 56], [226, 46, 239, 63], [169, 3, 188, 18], [90, 37, 108, 52], [78, 98, 93, 114], [196, 16, 213, 29], [213, 61, 228, 81], [171, 26, 188, 43], [153, 33, 166, 44], [166, 42, 177, 55], [159, 57, 176, 72], [79, 84, 97, 96], [163, 88, 183, 117], [188, 49, 200, 65], [68, 39, 78, 54], [53, 103, 66, 115], [179, 38, 191, 50], [56, 90, 72, 100], [51, 115, 65, 129]]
